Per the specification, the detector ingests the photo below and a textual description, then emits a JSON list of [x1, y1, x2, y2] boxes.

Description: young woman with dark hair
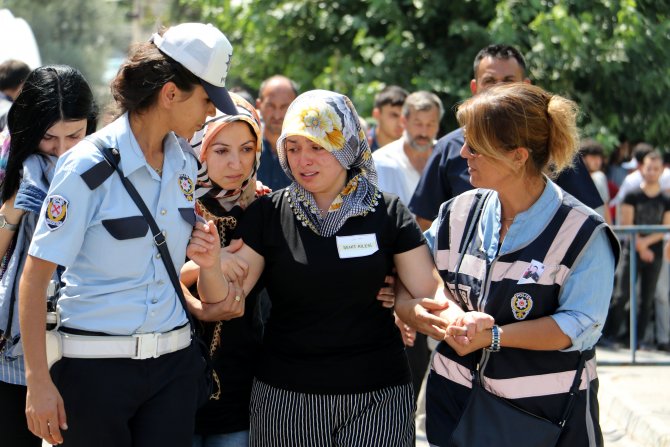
[[0, 64, 98, 447], [19, 23, 234, 446]]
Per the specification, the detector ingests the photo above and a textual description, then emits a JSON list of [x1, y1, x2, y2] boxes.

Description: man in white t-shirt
[[373, 91, 443, 207]]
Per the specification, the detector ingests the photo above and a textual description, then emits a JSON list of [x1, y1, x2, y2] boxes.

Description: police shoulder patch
[[178, 173, 195, 202], [45, 195, 69, 231], [511, 292, 533, 320]]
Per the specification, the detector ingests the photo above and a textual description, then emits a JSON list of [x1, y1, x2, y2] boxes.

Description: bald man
[[256, 75, 298, 190]]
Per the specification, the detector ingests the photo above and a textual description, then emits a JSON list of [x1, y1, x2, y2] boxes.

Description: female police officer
[[18, 23, 236, 446]]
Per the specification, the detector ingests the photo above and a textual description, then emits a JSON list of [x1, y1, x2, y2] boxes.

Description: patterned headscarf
[[193, 92, 262, 211], [276, 89, 379, 237]]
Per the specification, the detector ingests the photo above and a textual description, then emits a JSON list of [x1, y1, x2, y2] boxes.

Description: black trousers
[[608, 243, 664, 344], [50, 342, 202, 447], [0, 380, 42, 447]]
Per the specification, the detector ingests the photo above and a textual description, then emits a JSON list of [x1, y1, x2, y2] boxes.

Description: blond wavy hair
[[456, 83, 580, 177]]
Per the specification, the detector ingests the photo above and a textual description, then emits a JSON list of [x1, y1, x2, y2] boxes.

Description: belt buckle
[[133, 332, 160, 359]]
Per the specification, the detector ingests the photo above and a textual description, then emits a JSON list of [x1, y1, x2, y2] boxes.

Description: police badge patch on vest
[[45, 195, 69, 231], [511, 292, 533, 320], [178, 174, 195, 202]]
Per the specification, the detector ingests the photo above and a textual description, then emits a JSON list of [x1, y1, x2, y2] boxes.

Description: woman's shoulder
[[266, 188, 289, 204], [244, 188, 285, 213], [377, 191, 411, 218], [55, 139, 105, 175], [379, 191, 400, 206], [20, 153, 57, 188], [439, 188, 490, 220]]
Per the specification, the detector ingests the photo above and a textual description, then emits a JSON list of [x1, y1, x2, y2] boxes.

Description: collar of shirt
[[479, 177, 560, 260], [112, 113, 189, 178]]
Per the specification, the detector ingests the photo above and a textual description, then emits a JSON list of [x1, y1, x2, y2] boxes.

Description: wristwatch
[[486, 325, 501, 352], [0, 213, 19, 231]]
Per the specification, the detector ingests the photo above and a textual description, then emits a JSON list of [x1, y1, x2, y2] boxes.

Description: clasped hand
[[445, 311, 495, 346]]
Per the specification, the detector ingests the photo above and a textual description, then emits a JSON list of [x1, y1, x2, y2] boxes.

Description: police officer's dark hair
[[473, 44, 527, 79], [111, 30, 201, 115], [374, 85, 409, 109], [0, 59, 31, 92], [2, 65, 98, 203]]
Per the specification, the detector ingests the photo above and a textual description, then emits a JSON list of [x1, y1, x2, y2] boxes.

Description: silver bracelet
[[486, 325, 501, 352]]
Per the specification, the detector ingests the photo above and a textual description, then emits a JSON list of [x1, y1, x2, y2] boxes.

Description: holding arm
[[182, 236, 250, 321], [213, 240, 265, 298], [447, 229, 615, 355], [392, 244, 451, 340], [186, 219, 240, 305]]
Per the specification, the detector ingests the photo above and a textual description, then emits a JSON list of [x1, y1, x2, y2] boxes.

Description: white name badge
[[336, 234, 379, 259]]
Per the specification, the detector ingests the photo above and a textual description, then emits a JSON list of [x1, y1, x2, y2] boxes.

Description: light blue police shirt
[[28, 114, 198, 335], [425, 179, 616, 352]]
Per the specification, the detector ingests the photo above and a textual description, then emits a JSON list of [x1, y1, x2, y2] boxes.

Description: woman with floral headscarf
[[207, 90, 451, 446], [178, 93, 267, 447]]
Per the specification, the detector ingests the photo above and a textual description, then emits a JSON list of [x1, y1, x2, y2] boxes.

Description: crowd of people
[[0, 18, 662, 447]]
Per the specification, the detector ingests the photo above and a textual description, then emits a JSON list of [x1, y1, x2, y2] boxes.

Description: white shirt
[[372, 138, 421, 206]]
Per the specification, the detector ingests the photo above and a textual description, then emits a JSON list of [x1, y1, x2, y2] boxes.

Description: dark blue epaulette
[[80, 136, 121, 190]]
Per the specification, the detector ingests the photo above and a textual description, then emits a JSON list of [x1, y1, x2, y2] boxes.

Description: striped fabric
[[250, 379, 415, 447], [427, 188, 618, 447], [0, 354, 25, 385]]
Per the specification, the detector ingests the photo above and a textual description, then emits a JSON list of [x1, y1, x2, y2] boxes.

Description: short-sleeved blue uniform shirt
[[28, 114, 197, 335]]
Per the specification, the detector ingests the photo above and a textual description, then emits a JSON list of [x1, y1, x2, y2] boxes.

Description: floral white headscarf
[[276, 90, 379, 237]]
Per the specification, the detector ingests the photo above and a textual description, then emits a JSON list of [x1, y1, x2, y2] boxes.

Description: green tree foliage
[[491, 0, 670, 149], [180, 0, 670, 148]]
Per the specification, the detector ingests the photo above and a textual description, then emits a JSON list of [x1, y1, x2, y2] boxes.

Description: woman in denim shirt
[[0, 65, 97, 447]]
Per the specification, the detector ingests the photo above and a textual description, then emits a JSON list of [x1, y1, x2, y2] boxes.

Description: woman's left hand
[[447, 311, 495, 345], [376, 274, 396, 308], [255, 180, 272, 197], [186, 220, 221, 269], [395, 297, 451, 340]]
